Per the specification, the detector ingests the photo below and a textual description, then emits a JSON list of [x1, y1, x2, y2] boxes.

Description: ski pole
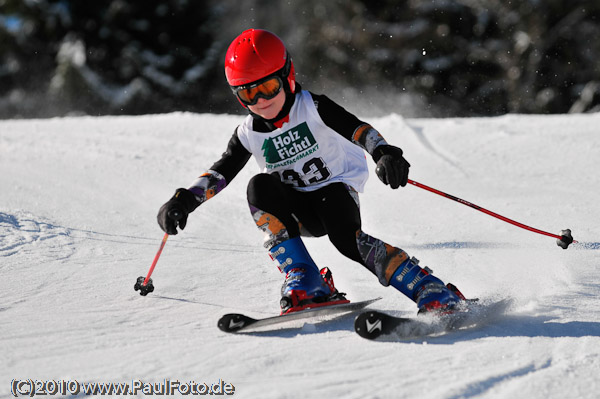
[[134, 232, 169, 296], [407, 179, 575, 249]]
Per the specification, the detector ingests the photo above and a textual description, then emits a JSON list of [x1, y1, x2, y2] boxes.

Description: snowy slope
[[1, 111, 599, 399]]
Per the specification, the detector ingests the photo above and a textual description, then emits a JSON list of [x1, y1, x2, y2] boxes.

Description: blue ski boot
[[269, 237, 345, 313], [389, 256, 466, 314]]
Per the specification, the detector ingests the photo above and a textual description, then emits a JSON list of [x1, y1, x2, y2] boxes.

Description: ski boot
[[388, 256, 465, 315], [415, 282, 467, 315], [269, 237, 347, 314]]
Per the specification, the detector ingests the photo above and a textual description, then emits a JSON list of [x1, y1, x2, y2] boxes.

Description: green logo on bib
[[261, 122, 318, 168]]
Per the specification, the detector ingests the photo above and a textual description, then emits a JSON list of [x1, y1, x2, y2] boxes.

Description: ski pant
[[247, 173, 409, 286]]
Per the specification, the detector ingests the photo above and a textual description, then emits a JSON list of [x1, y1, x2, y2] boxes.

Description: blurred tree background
[[1, 0, 599, 119]]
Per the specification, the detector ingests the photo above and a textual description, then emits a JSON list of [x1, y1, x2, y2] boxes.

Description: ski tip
[[354, 311, 388, 340], [217, 313, 256, 333], [368, 296, 384, 304]]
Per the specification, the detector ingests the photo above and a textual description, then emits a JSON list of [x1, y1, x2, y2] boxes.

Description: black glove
[[373, 145, 410, 189], [157, 188, 200, 235]]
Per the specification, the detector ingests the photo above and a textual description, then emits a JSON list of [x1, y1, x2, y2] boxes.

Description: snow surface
[[1, 111, 599, 399]]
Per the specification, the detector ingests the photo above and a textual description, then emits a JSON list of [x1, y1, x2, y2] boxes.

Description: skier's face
[[247, 90, 286, 120]]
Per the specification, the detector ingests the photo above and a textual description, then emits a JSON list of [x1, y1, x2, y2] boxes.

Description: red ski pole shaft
[[407, 179, 572, 242], [143, 233, 169, 286]]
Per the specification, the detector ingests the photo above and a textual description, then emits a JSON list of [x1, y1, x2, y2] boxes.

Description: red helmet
[[224, 29, 295, 92]]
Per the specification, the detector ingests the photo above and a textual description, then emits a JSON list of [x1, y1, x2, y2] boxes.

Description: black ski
[[355, 299, 512, 340], [218, 297, 381, 333]]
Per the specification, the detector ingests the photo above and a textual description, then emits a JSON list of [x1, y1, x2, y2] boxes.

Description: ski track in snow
[[1, 112, 599, 399], [0, 211, 73, 258]]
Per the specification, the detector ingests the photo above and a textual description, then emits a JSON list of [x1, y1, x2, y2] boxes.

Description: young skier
[[157, 29, 466, 314]]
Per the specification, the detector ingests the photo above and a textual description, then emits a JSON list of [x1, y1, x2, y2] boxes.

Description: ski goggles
[[231, 75, 283, 106]]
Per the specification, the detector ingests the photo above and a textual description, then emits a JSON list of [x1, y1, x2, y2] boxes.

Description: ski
[[218, 297, 381, 333], [354, 299, 512, 340]]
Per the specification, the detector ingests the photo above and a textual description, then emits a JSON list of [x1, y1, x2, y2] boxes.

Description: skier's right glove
[[157, 188, 201, 235]]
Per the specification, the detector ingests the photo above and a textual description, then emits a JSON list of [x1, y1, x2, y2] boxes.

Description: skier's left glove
[[157, 188, 201, 235], [373, 145, 411, 189]]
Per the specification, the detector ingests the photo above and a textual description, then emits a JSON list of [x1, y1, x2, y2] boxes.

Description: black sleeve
[[209, 129, 252, 183], [310, 92, 366, 141]]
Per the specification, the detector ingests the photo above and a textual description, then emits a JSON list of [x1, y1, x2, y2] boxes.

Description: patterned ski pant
[[247, 173, 408, 286]]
